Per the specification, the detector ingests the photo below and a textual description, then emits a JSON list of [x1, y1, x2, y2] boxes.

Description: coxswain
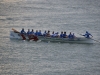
[[83, 31, 93, 38]]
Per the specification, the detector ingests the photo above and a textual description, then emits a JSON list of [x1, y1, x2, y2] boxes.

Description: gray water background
[[0, 0, 100, 75]]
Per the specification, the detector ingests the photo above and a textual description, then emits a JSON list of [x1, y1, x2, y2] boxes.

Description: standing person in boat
[[83, 31, 93, 38], [63, 32, 67, 38], [20, 28, 26, 40]]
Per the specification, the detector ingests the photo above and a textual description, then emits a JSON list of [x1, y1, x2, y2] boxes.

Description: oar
[[78, 33, 100, 43], [12, 28, 26, 40], [12, 28, 20, 33], [91, 38, 100, 43], [12, 28, 39, 41]]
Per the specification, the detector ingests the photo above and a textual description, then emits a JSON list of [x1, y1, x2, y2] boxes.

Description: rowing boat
[[10, 30, 94, 43]]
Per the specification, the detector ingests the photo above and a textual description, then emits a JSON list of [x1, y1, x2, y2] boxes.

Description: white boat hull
[[10, 31, 94, 43]]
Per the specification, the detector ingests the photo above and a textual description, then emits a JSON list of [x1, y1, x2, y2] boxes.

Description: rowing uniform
[[27, 31, 31, 35], [60, 34, 63, 38], [43, 31, 47, 36], [20, 29, 26, 40], [63, 34, 67, 38], [21, 29, 26, 34], [30, 31, 34, 35], [38, 31, 42, 36]]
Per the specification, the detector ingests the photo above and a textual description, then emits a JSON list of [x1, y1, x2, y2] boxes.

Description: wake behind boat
[[10, 28, 95, 44]]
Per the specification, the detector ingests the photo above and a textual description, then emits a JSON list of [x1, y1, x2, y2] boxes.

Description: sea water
[[0, 0, 100, 75]]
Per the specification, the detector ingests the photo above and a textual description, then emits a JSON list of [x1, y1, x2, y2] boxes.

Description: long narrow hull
[[38, 36, 93, 43], [10, 31, 94, 43]]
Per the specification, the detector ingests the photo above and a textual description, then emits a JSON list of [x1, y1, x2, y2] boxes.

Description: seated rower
[[72, 33, 76, 38], [54, 32, 59, 37], [20, 28, 26, 34], [51, 31, 55, 37], [63, 32, 67, 38], [46, 30, 51, 37], [35, 30, 38, 36], [68, 32, 73, 39], [60, 31, 63, 38], [27, 29, 31, 36], [43, 30, 47, 36], [27, 29, 31, 39], [20, 28, 26, 40], [27, 29, 38, 41], [83, 31, 93, 38], [38, 30, 42, 36], [30, 29, 34, 35]]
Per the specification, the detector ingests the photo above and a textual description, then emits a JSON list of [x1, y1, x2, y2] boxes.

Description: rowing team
[[20, 28, 76, 39], [20, 28, 93, 39]]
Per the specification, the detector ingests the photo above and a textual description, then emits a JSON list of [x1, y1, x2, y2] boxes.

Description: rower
[[83, 31, 93, 38], [27, 29, 38, 41], [60, 31, 63, 38], [72, 33, 76, 39], [63, 32, 67, 38], [20, 28, 26, 34], [20, 28, 26, 40], [46, 30, 51, 37], [54, 32, 59, 37], [27, 29, 31, 35], [35, 30, 38, 36], [26, 29, 31, 39], [68, 32, 73, 39], [43, 30, 47, 36], [51, 31, 55, 37], [30, 29, 34, 35], [38, 30, 42, 36]]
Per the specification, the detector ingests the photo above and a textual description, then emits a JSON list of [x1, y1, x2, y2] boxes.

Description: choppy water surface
[[0, 0, 100, 75]]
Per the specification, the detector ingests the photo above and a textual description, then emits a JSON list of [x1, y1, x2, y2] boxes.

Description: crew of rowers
[[20, 28, 76, 39]]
